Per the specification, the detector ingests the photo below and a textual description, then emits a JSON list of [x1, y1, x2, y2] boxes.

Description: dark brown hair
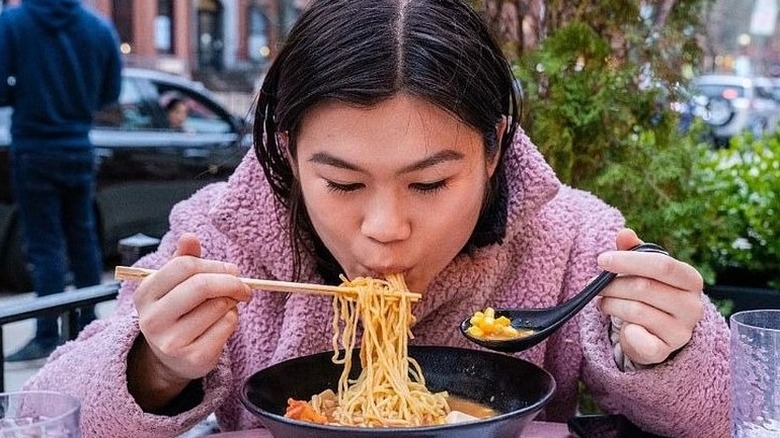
[[253, 0, 520, 283]]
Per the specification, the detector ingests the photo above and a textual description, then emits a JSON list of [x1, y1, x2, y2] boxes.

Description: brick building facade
[[1, 0, 304, 91]]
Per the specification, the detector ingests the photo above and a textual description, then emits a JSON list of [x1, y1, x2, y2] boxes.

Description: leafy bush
[[514, 16, 780, 291], [515, 22, 717, 281], [690, 133, 780, 288]]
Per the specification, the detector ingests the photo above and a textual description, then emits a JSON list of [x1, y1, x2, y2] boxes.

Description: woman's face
[[167, 102, 188, 129], [294, 95, 499, 293]]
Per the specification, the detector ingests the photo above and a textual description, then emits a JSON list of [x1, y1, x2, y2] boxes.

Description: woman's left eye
[[410, 180, 448, 193], [325, 180, 364, 193]]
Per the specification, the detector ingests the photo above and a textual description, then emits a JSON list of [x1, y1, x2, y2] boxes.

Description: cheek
[[413, 180, 486, 252], [299, 178, 354, 244]]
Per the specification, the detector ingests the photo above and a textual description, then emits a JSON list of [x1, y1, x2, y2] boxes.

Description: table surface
[[211, 421, 573, 437]]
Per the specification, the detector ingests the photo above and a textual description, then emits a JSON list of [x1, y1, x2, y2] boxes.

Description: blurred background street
[[2, 0, 780, 407]]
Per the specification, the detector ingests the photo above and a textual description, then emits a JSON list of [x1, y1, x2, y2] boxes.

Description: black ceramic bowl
[[240, 345, 556, 438]]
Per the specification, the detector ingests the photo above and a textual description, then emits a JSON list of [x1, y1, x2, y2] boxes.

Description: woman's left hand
[[596, 228, 704, 366]]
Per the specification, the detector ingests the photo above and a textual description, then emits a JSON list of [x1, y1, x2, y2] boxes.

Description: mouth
[[355, 266, 410, 280]]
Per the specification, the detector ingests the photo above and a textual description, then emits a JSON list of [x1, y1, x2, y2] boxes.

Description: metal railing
[[0, 282, 120, 392]]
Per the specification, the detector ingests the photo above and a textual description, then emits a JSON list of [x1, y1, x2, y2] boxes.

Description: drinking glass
[[0, 391, 81, 437], [731, 309, 780, 438]]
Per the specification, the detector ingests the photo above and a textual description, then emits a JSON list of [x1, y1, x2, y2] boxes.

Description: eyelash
[[410, 180, 448, 194], [325, 181, 363, 193], [324, 180, 448, 194]]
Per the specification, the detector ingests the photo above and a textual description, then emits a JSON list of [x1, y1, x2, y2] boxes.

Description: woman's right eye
[[325, 180, 363, 193]]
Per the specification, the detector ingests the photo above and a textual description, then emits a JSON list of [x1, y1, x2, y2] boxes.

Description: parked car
[[0, 68, 251, 292], [691, 74, 780, 146]]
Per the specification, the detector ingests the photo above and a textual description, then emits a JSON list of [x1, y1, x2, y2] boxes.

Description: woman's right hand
[[127, 232, 251, 412]]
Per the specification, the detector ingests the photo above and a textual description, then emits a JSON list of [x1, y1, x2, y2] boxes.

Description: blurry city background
[[2, 0, 780, 394], [0, 0, 775, 92]]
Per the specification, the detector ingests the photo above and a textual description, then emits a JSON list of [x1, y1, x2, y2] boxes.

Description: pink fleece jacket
[[26, 129, 731, 438]]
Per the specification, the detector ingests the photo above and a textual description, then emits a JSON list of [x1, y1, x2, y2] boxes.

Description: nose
[[360, 194, 411, 243]]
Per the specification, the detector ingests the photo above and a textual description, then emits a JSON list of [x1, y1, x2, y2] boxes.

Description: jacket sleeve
[[555, 188, 730, 437], [98, 26, 122, 109], [0, 14, 13, 107], [24, 186, 238, 437], [579, 299, 730, 438], [24, 314, 235, 438]]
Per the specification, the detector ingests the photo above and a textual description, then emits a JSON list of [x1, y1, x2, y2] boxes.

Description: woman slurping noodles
[[285, 275, 451, 427], [22, 0, 730, 437]]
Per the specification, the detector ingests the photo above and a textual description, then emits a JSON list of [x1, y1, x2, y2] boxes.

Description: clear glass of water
[[0, 391, 81, 437], [731, 310, 780, 438]]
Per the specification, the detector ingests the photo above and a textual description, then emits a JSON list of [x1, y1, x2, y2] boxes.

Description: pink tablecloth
[[211, 421, 573, 438]]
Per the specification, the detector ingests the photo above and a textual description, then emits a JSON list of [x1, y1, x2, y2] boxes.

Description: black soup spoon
[[460, 242, 669, 353]]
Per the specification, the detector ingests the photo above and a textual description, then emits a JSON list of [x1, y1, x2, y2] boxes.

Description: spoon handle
[[539, 242, 669, 329], [538, 270, 616, 328]]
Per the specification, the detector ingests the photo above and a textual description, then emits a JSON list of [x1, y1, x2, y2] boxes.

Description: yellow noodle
[[320, 274, 450, 427]]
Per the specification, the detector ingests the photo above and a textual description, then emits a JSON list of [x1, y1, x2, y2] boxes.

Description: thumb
[[615, 228, 643, 251], [173, 232, 202, 258]]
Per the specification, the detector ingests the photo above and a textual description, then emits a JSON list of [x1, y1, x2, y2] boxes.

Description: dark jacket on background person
[[0, 0, 122, 150]]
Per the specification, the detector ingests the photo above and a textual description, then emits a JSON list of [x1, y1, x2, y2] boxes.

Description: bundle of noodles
[[302, 274, 450, 427]]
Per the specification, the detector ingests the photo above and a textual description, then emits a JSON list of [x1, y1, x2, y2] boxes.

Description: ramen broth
[[447, 395, 497, 419], [286, 391, 498, 426]]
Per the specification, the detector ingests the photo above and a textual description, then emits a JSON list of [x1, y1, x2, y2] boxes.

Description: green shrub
[[515, 22, 718, 282], [691, 133, 780, 288]]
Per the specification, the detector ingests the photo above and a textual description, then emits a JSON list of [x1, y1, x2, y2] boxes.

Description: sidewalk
[[1, 290, 117, 392]]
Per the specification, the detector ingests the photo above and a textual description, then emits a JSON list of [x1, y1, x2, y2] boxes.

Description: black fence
[[0, 233, 159, 392], [0, 282, 120, 392]]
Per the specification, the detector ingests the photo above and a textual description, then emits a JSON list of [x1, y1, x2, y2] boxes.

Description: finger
[[143, 306, 240, 381], [599, 295, 694, 350], [615, 228, 642, 250], [599, 275, 702, 322], [619, 322, 677, 365], [173, 233, 202, 258], [137, 256, 241, 303], [151, 297, 240, 352], [179, 308, 241, 379], [141, 273, 249, 334], [156, 273, 250, 317], [597, 250, 703, 292]]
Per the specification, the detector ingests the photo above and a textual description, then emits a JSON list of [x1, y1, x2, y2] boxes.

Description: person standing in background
[[0, 0, 122, 362]]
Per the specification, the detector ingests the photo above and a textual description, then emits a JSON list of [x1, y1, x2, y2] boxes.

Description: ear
[[278, 131, 298, 177], [486, 116, 508, 178]]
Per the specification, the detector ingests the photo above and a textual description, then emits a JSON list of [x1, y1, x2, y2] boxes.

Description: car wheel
[[705, 98, 734, 127], [0, 221, 33, 292]]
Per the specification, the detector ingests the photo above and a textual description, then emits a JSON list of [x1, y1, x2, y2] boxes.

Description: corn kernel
[[502, 326, 520, 337], [466, 325, 484, 337]]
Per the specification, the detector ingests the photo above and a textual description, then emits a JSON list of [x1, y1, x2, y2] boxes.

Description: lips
[[354, 265, 410, 280], [366, 268, 410, 278]]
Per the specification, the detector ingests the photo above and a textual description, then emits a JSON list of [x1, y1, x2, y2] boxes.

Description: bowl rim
[[239, 345, 557, 433]]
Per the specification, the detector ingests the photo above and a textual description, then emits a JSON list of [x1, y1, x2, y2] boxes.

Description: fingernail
[[597, 252, 612, 267], [226, 263, 239, 275]]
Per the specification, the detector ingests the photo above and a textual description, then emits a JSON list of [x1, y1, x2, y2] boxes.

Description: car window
[[152, 82, 234, 134], [754, 84, 774, 100], [94, 77, 157, 130], [696, 84, 746, 100]]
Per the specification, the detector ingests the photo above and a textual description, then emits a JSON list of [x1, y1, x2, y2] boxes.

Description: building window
[[156, 0, 174, 54], [112, 0, 134, 52], [248, 6, 269, 63]]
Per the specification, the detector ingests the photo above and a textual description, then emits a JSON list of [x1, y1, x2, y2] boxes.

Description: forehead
[[296, 95, 482, 157]]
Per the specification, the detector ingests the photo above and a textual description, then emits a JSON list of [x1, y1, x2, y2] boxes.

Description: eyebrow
[[308, 149, 465, 174]]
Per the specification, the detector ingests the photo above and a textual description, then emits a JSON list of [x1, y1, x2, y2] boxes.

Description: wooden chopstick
[[114, 266, 422, 301]]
